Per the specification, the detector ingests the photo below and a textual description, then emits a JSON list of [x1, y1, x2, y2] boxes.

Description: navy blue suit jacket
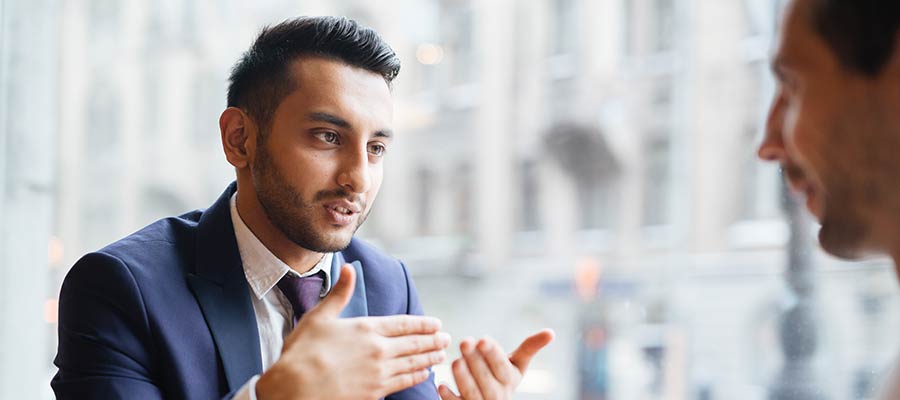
[[52, 183, 437, 399]]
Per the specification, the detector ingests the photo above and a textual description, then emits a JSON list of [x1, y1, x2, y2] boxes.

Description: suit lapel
[[186, 183, 263, 392], [331, 251, 369, 318]]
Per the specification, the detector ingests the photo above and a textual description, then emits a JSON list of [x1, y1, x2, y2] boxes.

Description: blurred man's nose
[[758, 95, 787, 162]]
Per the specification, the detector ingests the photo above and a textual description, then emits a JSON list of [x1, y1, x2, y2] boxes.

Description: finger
[[461, 338, 503, 397], [438, 384, 463, 400], [370, 314, 442, 337], [384, 332, 451, 357], [477, 337, 515, 385], [452, 358, 484, 400], [382, 368, 432, 395], [509, 329, 555, 373], [387, 349, 447, 375], [307, 264, 355, 318]]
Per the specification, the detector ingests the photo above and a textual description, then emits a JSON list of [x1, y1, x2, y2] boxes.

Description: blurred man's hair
[[812, 0, 900, 77], [227, 16, 400, 133]]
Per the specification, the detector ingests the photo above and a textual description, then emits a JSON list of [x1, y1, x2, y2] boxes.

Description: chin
[[326, 234, 354, 251], [281, 226, 354, 253], [817, 219, 872, 260], [317, 228, 356, 251]]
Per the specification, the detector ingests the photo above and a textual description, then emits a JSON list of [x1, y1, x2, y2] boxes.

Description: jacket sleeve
[[51, 251, 166, 398], [386, 261, 440, 400]]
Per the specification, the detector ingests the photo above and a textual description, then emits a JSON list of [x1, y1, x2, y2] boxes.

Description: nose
[[336, 146, 371, 194], [758, 94, 787, 163]]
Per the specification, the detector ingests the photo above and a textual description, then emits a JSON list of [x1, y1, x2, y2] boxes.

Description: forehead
[[280, 56, 393, 124], [773, 0, 832, 74]]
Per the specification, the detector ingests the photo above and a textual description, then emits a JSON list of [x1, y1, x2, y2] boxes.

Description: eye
[[368, 143, 386, 157], [778, 85, 796, 106], [315, 132, 340, 145]]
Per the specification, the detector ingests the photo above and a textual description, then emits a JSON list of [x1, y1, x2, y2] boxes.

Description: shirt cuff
[[233, 374, 261, 400]]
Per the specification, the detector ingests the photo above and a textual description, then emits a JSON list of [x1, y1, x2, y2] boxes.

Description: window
[[453, 163, 473, 234], [578, 178, 614, 230], [652, 0, 677, 52], [642, 135, 671, 226], [625, 0, 678, 55], [441, 2, 476, 85], [519, 159, 542, 231], [552, 0, 578, 55], [416, 167, 435, 235], [738, 125, 780, 221]]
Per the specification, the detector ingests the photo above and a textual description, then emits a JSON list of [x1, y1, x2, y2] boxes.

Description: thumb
[[509, 329, 555, 373], [308, 264, 356, 319]]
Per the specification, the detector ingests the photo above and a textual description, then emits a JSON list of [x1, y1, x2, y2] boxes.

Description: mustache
[[314, 189, 366, 209], [781, 163, 806, 182]]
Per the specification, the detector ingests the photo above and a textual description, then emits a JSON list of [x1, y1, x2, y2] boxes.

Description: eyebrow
[[374, 129, 393, 139], [307, 111, 394, 139], [308, 112, 351, 128], [770, 55, 796, 82]]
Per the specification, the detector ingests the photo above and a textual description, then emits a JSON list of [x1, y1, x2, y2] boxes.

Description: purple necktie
[[276, 271, 325, 324]]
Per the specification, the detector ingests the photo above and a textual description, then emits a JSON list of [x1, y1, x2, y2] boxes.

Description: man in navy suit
[[52, 15, 553, 400]]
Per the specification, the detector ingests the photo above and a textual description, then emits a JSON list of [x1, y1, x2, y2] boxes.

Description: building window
[[191, 68, 221, 146], [86, 81, 121, 170], [441, 2, 476, 85], [552, 0, 578, 55], [624, 0, 678, 55], [738, 126, 781, 220], [742, 0, 783, 38], [652, 0, 677, 52], [519, 159, 541, 231], [578, 178, 614, 230], [642, 135, 671, 226], [416, 167, 435, 235], [453, 163, 473, 234]]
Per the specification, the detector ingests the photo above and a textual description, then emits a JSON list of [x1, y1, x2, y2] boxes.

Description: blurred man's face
[[251, 57, 393, 252], [758, 0, 900, 259]]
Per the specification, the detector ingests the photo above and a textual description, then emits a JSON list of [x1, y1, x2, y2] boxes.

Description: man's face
[[251, 57, 393, 253], [759, 0, 900, 259]]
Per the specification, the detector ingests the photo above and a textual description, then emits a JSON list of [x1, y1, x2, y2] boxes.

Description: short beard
[[815, 152, 878, 260], [251, 136, 369, 253], [818, 197, 871, 260]]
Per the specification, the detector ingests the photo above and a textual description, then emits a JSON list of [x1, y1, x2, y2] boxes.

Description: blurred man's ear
[[884, 32, 900, 75], [220, 107, 254, 169], [877, 32, 900, 109]]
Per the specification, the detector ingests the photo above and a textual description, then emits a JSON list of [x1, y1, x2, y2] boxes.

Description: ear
[[878, 30, 900, 77], [220, 107, 255, 169]]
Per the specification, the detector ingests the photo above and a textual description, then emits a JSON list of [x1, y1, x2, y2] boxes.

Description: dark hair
[[227, 16, 401, 132], [811, 0, 900, 77]]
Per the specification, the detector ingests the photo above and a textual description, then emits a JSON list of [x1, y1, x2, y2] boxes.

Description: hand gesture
[[257, 264, 451, 400], [438, 330, 554, 400]]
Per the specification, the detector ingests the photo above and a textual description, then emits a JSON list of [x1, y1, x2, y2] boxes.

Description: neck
[[235, 184, 323, 274]]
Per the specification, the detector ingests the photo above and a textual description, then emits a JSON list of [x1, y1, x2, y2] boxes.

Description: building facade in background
[[5, 0, 892, 399]]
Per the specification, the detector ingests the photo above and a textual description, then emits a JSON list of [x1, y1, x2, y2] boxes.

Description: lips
[[322, 200, 363, 226], [781, 163, 824, 218], [328, 205, 355, 215], [786, 178, 822, 218]]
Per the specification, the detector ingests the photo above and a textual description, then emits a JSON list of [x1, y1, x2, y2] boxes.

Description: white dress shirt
[[230, 194, 333, 400]]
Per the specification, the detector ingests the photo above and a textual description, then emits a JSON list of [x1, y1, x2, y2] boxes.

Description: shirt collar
[[230, 193, 333, 300]]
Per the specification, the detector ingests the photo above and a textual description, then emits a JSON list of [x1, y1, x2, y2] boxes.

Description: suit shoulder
[[86, 210, 204, 278], [103, 210, 201, 249]]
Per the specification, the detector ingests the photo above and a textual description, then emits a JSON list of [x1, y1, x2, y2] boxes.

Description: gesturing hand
[[256, 264, 451, 400], [438, 329, 554, 400]]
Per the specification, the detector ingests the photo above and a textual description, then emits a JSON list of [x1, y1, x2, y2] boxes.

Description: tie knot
[[276, 270, 325, 323]]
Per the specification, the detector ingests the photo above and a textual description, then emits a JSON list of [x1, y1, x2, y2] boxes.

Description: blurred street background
[[2, 0, 900, 399]]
